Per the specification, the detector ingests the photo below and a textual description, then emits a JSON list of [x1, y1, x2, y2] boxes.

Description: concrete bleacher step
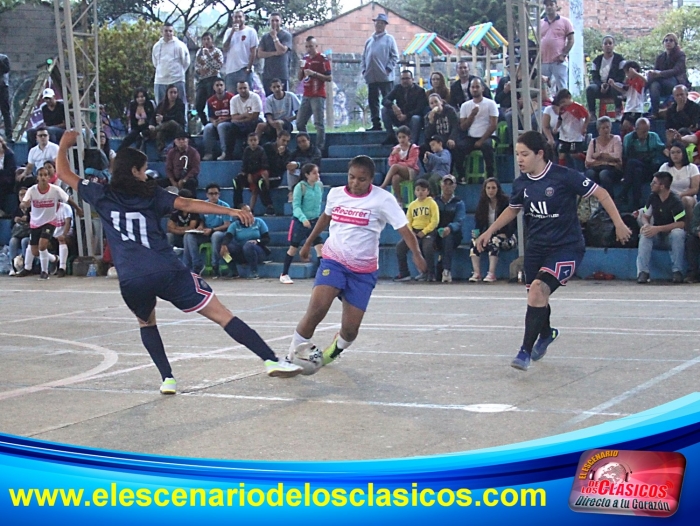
[[225, 261, 317, 280], [327, 144, 393, 158]]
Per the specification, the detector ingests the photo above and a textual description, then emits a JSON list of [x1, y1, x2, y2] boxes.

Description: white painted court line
[[561, 354, 700, 428]]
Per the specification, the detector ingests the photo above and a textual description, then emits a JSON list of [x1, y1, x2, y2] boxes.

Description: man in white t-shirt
[[287, 155, 427, 366], [18, 127, 59, 185], [226, 81, 262, 160], [222, 10, 259, 95], [256, 78, 300, 143], [456, 78, 499, 180]]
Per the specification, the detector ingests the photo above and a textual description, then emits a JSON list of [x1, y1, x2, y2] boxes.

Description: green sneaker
[[160, 377, 177, 395], [322, 334, 343, 365], [265, 359, 303, 378]]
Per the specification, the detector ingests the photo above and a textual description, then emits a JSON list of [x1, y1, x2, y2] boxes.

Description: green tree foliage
[[615, 7, 700, 70], [98, 19, 161, 120], [382, 0, 506, 41]]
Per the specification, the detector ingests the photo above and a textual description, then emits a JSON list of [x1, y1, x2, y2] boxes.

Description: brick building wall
[[558, 0, 673, 38]]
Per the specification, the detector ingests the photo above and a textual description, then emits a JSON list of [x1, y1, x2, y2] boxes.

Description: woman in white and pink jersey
[[15, 166, 68, 279], [288, 155, 427, 366]]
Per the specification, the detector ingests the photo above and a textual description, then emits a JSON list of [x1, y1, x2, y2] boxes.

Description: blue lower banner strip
[[2, 393, 699, 524]]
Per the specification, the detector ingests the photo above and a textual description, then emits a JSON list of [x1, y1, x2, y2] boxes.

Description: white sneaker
[[483, 273, 497, 283], [468, 272, 481, 282], [217, 153, 227, 161], [202, 153, 213, 161], [8, 268, 15, 276], [265, 359, 303, 378], [442, 269, 452, 283], [279, 274, 294, 284], [160, 377, 177, 395]]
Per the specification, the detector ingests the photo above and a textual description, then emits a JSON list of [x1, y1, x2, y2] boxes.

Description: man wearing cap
[[361, 12, 399, 132], [163, 131, 200, 193], [152, 23, 190, 106], [540, 0, 574, 92], [27, 88, 65, 148], [435, 174, 465, 284]]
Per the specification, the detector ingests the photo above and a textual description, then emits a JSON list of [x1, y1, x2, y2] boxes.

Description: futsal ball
[[106, 266, 118, 279], [288, 342, 323, 376]]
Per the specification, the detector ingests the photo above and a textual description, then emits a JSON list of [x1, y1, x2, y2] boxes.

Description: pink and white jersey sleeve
[[24, 184, 69, 228], [322, 186, 408, 273]]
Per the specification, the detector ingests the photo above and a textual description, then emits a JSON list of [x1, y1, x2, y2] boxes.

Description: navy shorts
[[30, 224, 56, 245], [288, 217, 324, 248], [524, 244, 584, 289], [120, 269, 214, 322], [314, 258, 378, 312]]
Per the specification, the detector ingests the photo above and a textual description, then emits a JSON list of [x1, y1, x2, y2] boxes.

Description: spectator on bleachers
[[684, 200, 700, 283], [280, 162, 324, 284], [0, 134, 16, 217], [495, 62, 543, 129], [51, 201, 73, 278], [220, 204, 270, 279], [665, 85, 700, 133], [194, 32, 223, 126], [258, 12, 293, 96], [167, 188, 200, 249], [152, 22, 190, 106], [469, 177, 516, 283], [434, 174, 465, 283], [381, 69, 427, 146], [540, 0, 574, 93], [262, 129, 291, 216], [227, 80, 263, 160], [636, 171, 686, 284], [222, 10, 258, 95], [119, 88, 156, 151], [17, 127, 58, 189], [608, 61, 646, 136], [201, 78, 234, 161], [449, 59, 492, 109], [286, 132, 322, 200], [659, 141, 699, 224], [0, 53, 10, 136], [42, 160, 57, 184], [26, 88, 65, 148], [549, 89, 589, 167], [182, 182, 230, 276], [456, 77, 498, 180], [584, 116, 623, 196], [646, 33, 690, 119], [256, 78, 300, 144], [8, 187, 29, 275], [622, 117, 666, 211], [297, 36, 332, 152], [424, 135, 452, 196], [542, 101, 559, 147], [99, 131, 116, 173], [163, 130, 200, 193], [394, 179, 439, 282], [153, 84, 186, 154], [361, 12, 398, 132], [426, 72, 450, 103], [586, 35, 625, 117], [379, 125, 420, 208], [421, 93, 458, 162], [234, 133, 268, 211]]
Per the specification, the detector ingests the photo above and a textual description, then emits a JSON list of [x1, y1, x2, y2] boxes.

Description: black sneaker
[[15, 268, 30, 278], [368, 124, 383, 132], [637, 271, 650, 284], [264, 206, 275, 216], [684, 273, 697, 284], [393, 274, 412, 282], [39, 271, 49, 280], [56, 268, 66, 278], [672, 271, 683, 284]]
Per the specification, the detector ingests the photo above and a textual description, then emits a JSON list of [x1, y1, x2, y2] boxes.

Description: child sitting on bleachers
[[379, 125, 420, 208], [608, 61, 645, 136], [424, 135, 452, 196], [234, 133, 268, 212], [549, 89, 589, 167]]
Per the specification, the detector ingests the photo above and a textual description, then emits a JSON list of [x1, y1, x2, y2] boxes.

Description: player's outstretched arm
[[300, 213, 331, 260], [56, 130, 83, 191], [592, 186, 632, 244], [174, 197, 253, 226], [397, 225, 427, 273], [476, 206, 519, 251]]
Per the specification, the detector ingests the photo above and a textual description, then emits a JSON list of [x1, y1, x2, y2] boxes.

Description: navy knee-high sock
[[224, 317, 276, 361], [140, 326, 173, 380], [539, 304, 552, 339], [522, 306, 549, 353], [282, 253, 294, 275]]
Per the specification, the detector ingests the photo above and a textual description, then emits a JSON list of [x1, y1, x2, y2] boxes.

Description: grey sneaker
[[160, 377, 177, 395], [393, 274, 412, 282], [637, 271, 650, 284], [414, 272, 427, 281], [265, 359, 303, 378], [442, 269, 452, 283], [672, 271, 683, 284]]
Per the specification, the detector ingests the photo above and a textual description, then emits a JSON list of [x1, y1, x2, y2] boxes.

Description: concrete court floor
[[0, 275, 698, 462]]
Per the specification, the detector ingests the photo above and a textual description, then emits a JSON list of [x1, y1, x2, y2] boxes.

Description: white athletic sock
[[58, 244, 68, 269], [48, 252, 57, 263], [39, 249, 50, 273], [24, 246, 34, 271], [289, 331, 309, 354], [337, 335, 353, 350]]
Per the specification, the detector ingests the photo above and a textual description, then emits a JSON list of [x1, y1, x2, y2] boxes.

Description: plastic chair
[[495, 121, 509, 154], [465, 151, 486, 184], [399, 179, 414, 208], [598, 97, 616, 118], [199, 242, 213, 276]]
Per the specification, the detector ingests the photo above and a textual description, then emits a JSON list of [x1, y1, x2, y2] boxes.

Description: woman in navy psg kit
[[477, 131, 632, 371], [56, 131, 301, 395]]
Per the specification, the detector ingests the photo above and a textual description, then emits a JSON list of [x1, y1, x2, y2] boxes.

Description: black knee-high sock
[[140, 326, 173, 380], [282, 253, 294, 275], [539, 304, 552, 339], [224, 317, 276, 361], [522, 306, 549, 353]]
